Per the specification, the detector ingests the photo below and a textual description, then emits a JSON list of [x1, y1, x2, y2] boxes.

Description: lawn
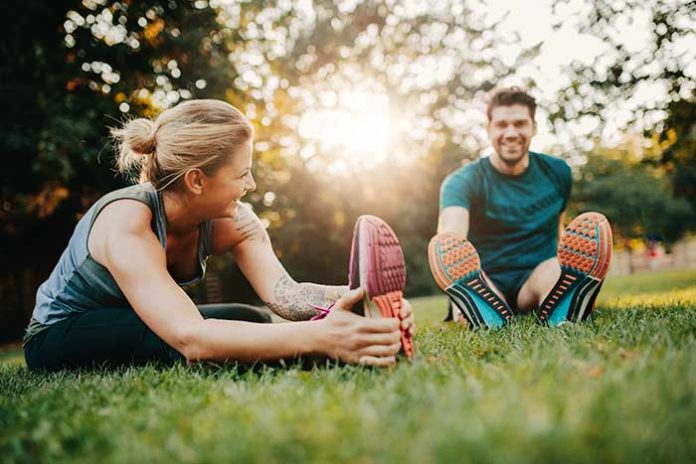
[[1, 269, 694, 463]]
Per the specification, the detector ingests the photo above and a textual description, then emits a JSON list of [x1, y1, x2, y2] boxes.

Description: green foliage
[[549, 0, 696, 207], [0, 0, 244, 339], [572, 149, 696, 244], [1, 0, 528, 337], [1, 270, 695, 463], [661, 99, 696, 207]]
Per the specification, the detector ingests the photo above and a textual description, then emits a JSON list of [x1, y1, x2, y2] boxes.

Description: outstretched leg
[[535, 212, 613, 325], [428, 233, 513, 329], [516, 257, 562, 313], [25, 303, 272, 371]]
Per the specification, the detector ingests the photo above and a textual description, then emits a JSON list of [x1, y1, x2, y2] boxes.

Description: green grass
[[2, 270, 695, 463]]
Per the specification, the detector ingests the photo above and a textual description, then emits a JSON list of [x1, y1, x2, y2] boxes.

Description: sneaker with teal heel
[[428, 233, 513, 329], [536, 212, 613, 326]]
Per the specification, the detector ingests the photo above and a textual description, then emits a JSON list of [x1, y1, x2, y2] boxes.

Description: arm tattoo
[[264, 274, 349, 321], [232, 206, 264, 242]]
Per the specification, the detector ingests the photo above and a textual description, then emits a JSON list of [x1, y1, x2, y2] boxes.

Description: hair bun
[[112, 99, 253, 188], [122, 118, 157, 155]]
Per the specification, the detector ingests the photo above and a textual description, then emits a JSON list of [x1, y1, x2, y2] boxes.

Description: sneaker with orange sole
[[536, 212, 612, 326], [348, 215, 414, 359], [428, 233, 513, 329]]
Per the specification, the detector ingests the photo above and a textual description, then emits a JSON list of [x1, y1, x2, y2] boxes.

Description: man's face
[[487, 104, 536, 166]]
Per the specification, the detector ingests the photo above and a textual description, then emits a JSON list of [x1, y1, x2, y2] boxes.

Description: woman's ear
[[183, 168, 205, 195]]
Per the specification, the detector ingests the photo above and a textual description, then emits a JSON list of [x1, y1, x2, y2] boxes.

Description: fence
[[608, 238, 696, 276]]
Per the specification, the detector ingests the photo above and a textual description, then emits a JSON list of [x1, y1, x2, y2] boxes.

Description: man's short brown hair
[[486, 87, 537, 121]]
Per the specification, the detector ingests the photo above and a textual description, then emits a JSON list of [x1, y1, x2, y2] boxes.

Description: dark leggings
[[24, 304, 272, 372]]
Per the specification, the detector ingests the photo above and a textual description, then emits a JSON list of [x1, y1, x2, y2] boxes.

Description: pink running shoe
[[349, 215, 414, 359]]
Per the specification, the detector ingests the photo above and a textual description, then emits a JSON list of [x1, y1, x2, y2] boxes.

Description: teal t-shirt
[[440, 151, 572, 277]]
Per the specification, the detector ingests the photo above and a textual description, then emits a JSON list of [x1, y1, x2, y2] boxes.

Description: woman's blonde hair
[[111, 99, 253, 191]]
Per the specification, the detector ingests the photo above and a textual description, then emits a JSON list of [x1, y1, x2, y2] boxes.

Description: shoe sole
[[428, 233, 512, 329], [537, 212, 612, 325], [350, 215, 414, 358]]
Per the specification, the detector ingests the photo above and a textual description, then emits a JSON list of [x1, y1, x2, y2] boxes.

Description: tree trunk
[[624, 240, 635, 275]]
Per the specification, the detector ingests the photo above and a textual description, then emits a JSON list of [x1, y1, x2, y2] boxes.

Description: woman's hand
[[318, 288, 401, 367], [399, 298, 416, 337]]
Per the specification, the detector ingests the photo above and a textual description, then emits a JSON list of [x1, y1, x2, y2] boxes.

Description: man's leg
[[516, 257, 562, 312], [535, 212, 612, 325], [429, 233, 513, 329]]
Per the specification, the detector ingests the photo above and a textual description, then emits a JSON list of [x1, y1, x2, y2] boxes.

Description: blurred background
[[1, 0, 694, 343]]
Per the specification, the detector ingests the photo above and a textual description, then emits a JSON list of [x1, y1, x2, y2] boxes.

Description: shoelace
[[308, 302, 335, 321]]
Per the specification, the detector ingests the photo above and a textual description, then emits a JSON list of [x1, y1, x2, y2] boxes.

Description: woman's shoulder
[[98, 198, 154, 232], [87, 197, 159, 269], [88, 184, 157, 230]]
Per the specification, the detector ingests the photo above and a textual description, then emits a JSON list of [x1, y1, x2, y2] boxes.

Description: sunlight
[[297, 90, 396, 171]]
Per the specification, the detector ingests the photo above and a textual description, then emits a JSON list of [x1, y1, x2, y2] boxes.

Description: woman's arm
[[212, 204, 348, 321], [89, 200, 400, 365], [212, 204, 415, 334], [264, 275, 348, 320]]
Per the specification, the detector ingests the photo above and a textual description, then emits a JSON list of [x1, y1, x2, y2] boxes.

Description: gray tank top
[[24, 183, 213, 341]]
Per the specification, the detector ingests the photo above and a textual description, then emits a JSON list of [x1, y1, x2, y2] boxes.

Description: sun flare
[[298, 90, 396, 171]]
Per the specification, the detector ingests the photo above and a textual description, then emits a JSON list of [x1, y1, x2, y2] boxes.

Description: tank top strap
[[87, 183, 166, 247]]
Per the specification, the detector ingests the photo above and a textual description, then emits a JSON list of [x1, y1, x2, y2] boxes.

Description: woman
[[24, 99, 414, 371]]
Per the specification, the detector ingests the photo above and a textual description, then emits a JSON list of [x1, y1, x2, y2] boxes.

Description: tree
[[1, 0, 529, 340], [220, 0, 528, 295], [0, 0, 245, 341], [570, 139, 696, 272], [548, 0, 696, 206]]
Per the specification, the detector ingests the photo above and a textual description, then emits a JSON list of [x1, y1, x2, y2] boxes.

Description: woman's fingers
[[359, 355, 397, 367], [359, 316, 400, 333], [399, 298, 416, 334], [322, 292, 411, 367], [399, 299, 413, 319], [334, 287, 365, 311], [359, 342, 401, 358], [354, 332, 401, 348]]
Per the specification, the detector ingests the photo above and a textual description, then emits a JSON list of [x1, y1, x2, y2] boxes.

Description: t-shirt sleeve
[[440, 165, 477, 211]]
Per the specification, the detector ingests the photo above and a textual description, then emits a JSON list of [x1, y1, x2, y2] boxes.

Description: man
[[428, 87, 612, 328]]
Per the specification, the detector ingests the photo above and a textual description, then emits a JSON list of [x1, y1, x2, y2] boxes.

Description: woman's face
[[202, 139, 256, 218]]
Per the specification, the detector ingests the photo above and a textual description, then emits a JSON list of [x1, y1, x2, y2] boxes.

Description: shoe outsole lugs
[[537, 212, 612, 325], [350, 215, 414, 359], [428, 233, 512, 329]]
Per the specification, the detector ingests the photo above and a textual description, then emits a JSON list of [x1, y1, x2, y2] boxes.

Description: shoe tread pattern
[[538, 212, 612, 323], [355, 215, 413, 358], [428, 233, 512, 328]]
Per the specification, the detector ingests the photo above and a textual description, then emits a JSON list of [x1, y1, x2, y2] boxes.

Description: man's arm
[[558, 210, 566, 240], [437, 206, 470, 236], [212, 204, 348, 321]]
